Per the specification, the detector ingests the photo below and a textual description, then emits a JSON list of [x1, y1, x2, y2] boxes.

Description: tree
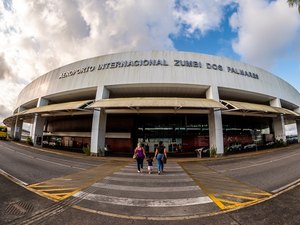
[[287, 0, 300, 14]]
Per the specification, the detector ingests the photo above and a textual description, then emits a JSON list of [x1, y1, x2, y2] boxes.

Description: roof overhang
[[87, 97, 226, 112], [3, 100, 93, 126], [221, 100, 300, 118]]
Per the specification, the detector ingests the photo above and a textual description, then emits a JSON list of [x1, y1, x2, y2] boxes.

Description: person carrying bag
[[134, 142, 146, 173]]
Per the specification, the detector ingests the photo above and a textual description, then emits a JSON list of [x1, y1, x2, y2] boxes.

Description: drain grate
[[4, 201, 34, 215]]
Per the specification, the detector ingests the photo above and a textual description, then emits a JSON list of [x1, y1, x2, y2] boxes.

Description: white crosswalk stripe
[[92, 183, 201, 192], [73, 191, 212, 207], [71, 161, 218, 218]]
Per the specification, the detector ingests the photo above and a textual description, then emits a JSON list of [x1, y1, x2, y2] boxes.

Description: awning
[[272, 107, 300, 116], [3, 100, 93, 126], [221, 100, 300, 116], [87, 97, 226, 109], [221, 100, 278, 113], [24, 100, 93, 114]]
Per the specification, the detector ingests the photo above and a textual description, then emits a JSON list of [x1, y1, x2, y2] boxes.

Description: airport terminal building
[[4, 51, 300, 156]]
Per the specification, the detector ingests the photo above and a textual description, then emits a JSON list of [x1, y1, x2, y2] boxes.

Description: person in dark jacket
[[154, 141, 167, 174]]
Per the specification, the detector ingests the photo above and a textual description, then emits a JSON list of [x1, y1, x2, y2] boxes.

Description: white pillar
[[297, 120, 300, 143], [10, 120, 16, 139], [206, 86, 224, 155], [13, 107, 24, 141], [296, 108, 300, 143], [272, 115, 286, 142], [13, 117, 23, 141], [90, 86, 109, 156], [270, 98, 286, 142], [31, 98, 48, 146]]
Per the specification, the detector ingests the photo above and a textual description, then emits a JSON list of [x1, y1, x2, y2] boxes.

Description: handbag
[[161, 155, 167, 164], [133, 154, 137, 159]]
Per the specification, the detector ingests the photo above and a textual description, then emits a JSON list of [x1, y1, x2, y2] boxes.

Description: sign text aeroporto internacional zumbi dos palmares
[[58, 58, 260, 80]]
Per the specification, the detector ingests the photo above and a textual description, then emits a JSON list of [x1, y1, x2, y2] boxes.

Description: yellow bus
[[0, 125, 7, 140]]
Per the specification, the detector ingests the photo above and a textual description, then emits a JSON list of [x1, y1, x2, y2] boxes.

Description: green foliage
[[26, 137, 33, 146], [210, 146, 217, 157], [82, 145, 91, 155], [287, 0, 300, 14], [273, 139, 287, 148], [224, 146, 229, 155]]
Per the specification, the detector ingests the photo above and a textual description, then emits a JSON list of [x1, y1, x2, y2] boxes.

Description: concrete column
[[31, 98, 48, 146], [270, 98, 281, 108], [296, 108, 300, 143], [90, 86, 109, 156], [10, 120, 16, 139], [13, 118, 23, 141], [270, 98, 286, 142], [206, 86, 224, 155], [13, 107, 24, 141], [272, 115, 286, 142], [297, 120, 300, 143]]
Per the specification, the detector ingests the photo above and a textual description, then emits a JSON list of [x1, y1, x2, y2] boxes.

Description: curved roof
[[12, 51, 300, 113]]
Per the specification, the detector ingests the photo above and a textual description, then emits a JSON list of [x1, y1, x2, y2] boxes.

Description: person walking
[[134, 142, 146, 173], [154, 141, 167, 175], [146, 155, 154, 174]]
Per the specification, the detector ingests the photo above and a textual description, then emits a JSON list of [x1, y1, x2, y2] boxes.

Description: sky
[[0, 0, 299, 134]]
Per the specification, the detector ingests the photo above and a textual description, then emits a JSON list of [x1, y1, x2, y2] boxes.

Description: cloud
[[1, 0, 233, 116], [230, 0, 300, 68], [0, 0, 182, 119], [77, 0, 178, 54], [0, 104, 12, 124], [0, 53, 12, 80], [174, 0, 236, 36], [1, 0, 298, 125]]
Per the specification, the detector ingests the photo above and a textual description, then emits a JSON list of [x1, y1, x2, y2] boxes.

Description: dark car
[[227, 142, 242, 152]]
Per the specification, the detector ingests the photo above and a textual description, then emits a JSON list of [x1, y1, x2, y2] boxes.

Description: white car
[[243, 143, 257, 150]]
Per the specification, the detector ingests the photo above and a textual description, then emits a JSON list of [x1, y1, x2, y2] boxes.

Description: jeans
[[156, 153, 164, 173], [136, 157, 144, 171]]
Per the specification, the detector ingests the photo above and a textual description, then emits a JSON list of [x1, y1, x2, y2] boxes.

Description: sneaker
[[137, 170, 141, 173], [158, 171, 161, 175]]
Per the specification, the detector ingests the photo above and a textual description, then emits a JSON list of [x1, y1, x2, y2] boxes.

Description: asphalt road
[[203, 146, 300, 193], [0, 141, 300, 224], [0, 141, 104, 184]]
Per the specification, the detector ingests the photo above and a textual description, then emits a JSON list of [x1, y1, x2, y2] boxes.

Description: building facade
[[4, 51, 300, 155]]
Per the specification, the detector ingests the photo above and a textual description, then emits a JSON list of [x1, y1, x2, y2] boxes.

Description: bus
[[0, 125, 7, 140]]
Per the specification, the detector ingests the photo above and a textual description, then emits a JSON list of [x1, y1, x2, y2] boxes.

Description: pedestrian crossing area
[[71, 161, 219, 219], [179, 162, 272, 210], [26, 159, 273, 219]]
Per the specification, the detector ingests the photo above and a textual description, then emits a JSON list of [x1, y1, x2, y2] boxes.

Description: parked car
[[48, 141, 57, 147], [227, 142, 242, 152], [243, 143, 257, 150], [286, 135, 298, 144]]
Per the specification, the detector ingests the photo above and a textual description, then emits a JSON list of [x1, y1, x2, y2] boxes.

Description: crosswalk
[[71, 161, 219, 218], [179, 162, 272, 210], [27, 159, 273, 219], [27, 161, 127, 201]]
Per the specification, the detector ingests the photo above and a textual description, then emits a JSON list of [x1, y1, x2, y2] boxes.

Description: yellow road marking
[[179, 162, 272, 210], [28, 160, 129, 201]]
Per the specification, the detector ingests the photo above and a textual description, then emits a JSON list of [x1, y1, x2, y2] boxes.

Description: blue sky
[[0, 0, 300, 130], [172, 3, 239, 59]]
